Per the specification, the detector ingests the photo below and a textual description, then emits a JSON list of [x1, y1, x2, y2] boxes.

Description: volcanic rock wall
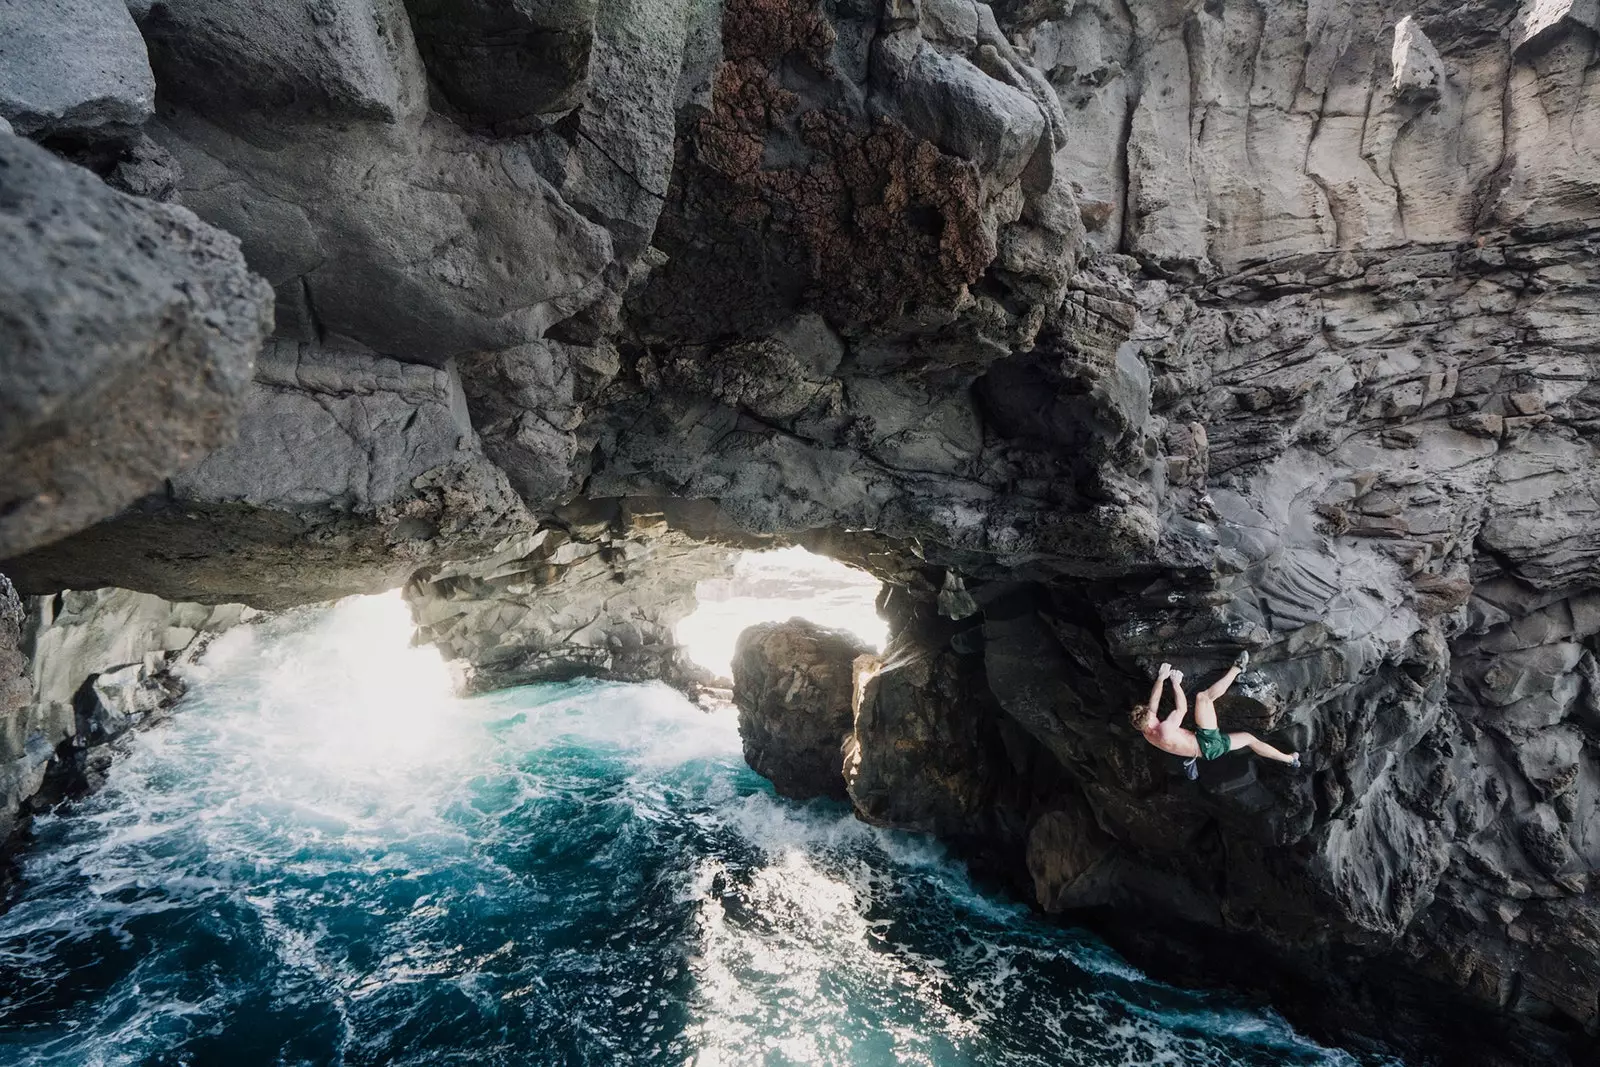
[[0, 133, 272, 561], [0, 586, 253, 871], [1, 1, 1599, 1062]]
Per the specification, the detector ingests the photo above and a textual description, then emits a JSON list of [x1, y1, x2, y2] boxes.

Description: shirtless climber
[[1131, 653, 1301, 780]]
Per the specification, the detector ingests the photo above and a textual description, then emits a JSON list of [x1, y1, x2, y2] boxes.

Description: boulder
[[0, 0, 155, 146], [733, 618, 871, 801], [4, 341, 534, 610], [405, 0, 599, 124], [844, 633, 1008, 835], [872, 30, 1047, 188], [0, 133, 273, 562], [138, 0, 426, 121]]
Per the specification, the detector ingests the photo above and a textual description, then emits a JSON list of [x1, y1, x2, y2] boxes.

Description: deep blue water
[[0, 596, 1399, 1066]]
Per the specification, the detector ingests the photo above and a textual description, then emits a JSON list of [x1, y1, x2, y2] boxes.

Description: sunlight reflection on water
[[187, 590, 463, 780]]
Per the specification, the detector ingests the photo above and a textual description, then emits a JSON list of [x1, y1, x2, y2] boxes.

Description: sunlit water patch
[[0, 595, 1399, 1066]]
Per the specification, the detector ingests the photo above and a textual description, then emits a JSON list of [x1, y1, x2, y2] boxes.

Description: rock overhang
[[1, 0, 1600, 1061]]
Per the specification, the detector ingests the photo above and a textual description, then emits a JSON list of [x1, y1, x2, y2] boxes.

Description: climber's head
[[1130, 702, 1156, 733]]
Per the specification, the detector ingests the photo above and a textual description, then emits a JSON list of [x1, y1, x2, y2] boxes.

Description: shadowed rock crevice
[[404, 0, 601, 126]]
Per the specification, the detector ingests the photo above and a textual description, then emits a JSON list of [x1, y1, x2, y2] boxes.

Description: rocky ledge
[[405, 497, 755, 693], [3, 0, 1600, 1063]]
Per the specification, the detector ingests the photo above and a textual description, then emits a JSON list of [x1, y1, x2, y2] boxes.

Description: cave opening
[[675, 546, 887, 682]]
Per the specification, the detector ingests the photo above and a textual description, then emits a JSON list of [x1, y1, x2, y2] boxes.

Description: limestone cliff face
[[1, 0, 1599, 1062]]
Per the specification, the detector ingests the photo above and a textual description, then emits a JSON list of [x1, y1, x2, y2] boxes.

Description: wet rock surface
[[731, 618, 869, 801], [2, 0, 1600, 1061], [0, 585, 252, 882]]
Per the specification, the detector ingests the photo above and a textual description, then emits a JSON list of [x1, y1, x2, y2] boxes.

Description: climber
[[1130, 653, 1301, 780]]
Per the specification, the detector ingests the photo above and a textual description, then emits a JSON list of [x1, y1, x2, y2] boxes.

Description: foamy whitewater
[[0, 595, 1399, 1066]]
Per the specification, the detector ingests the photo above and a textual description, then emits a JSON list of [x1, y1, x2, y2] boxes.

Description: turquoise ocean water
[[0, 597, 1399, 1066]]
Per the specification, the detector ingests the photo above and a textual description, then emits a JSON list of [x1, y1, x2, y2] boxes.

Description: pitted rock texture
[[2, 1, 1600, 1062], [633, 0, 1082, 342], [6, 341, 533, 610], [0, 133, 273, 562], [731, 618, 871, 801]]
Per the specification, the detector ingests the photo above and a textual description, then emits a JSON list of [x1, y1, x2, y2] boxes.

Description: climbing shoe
[[1183, 757, 1199, 781]]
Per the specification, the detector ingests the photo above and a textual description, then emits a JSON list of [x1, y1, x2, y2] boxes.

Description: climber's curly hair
[[1129, 702, 1154, 731]]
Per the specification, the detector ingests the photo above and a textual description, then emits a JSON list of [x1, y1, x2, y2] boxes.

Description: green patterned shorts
[[1196, 727, 1231, 761]]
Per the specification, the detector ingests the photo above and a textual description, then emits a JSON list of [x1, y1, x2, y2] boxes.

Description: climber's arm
[[1143, 663, 1171, 722], [1162, 670, 1189, 729]]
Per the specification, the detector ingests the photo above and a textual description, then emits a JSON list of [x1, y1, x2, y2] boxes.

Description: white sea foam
[[0, 593, 1401, 1067]]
